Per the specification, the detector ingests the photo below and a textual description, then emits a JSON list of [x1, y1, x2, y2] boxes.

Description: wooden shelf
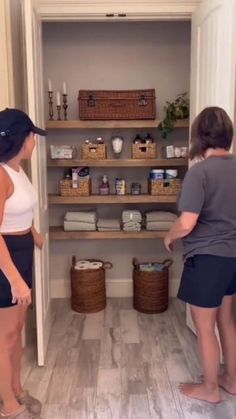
[[48, 158, 188, 168], [50, 226, 166, 240], [48, 194, 177, 204], [46, 119, 189, 130]]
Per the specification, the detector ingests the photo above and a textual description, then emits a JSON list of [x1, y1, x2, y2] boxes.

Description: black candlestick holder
[[48, 91, 54, 120], [57, 105, 61, 121], [62, 94, 68, 120]]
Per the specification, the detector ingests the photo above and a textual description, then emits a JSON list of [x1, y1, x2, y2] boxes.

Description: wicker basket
[[149, 179, 181, 195], [82, 143, 107, 160], [60, 178, 91, 196], [132, 143, 157, 159], [78, 89, 156, 120], [133, 258, 173, 314], [70, 256, 112, 313]]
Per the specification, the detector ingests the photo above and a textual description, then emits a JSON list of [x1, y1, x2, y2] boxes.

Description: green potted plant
[[158, 92, 189, 139]]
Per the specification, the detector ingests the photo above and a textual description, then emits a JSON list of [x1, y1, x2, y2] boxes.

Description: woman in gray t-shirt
[[164, 107, 236, 404]]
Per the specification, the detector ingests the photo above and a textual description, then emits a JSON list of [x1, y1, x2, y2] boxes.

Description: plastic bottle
[[100, 175, 110, 195]]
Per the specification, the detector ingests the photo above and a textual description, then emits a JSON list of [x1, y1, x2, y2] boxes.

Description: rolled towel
[[65, 211, 97, 224], [122, 210, 142, 223], [146, 221, 174, 231], [64, 221, 96, 231], [97, 218, 121, 229], [146, 211, 177, 222], [123, 221, 141, 231]]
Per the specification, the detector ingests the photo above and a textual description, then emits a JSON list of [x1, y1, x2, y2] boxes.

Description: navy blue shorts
[[178, 254, 236, 308], [0, 232, 34, 308]]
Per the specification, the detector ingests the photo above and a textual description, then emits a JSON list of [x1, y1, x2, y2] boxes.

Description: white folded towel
[[97, 218, 121, 229], [146, 211, 177, 222], [146, 221, 174, 231], [65, 211, 97, 224], [64, 221, 96, 231]]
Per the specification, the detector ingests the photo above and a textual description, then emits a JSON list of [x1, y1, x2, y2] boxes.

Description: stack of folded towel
[[122, 210, 142, 232], [64, 211, 97, 231], [145, 211, 177, 231], [97, 218, 121, 232]]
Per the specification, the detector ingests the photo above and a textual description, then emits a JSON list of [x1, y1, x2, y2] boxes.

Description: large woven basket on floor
[[70, 256, 112, 313], [133, 258, 173, 314]]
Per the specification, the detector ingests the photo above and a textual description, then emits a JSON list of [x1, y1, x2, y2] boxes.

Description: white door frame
[[39, 0, 200, 21]]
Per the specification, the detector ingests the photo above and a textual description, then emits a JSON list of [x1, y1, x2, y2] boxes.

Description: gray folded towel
[[97, 218, 121, 229], [146, 221, 174, 231], [65, 211, 97, 224], [146, 211, 177, 222], [123, 221, 141, 231], [64, 221, 96, 231], [122, 210, 142, 223], [98, 227, 121, 232]]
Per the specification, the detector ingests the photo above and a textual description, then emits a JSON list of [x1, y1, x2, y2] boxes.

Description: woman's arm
[[164, 212, 199, 252], [0, 168, 31, 305]]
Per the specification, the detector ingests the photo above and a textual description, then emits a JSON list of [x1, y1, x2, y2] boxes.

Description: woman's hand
[[32, 227, 44, 249], [11, 279, 31, 305], [164, 233, 174, 252]]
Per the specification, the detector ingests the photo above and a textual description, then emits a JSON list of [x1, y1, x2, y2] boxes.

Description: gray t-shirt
[[178, 155, 236, 259]]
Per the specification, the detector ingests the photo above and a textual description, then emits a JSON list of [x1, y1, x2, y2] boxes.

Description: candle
[[56, 91, 61, 106], [48, 79, 52, 91], [62, 82, 67, 95]]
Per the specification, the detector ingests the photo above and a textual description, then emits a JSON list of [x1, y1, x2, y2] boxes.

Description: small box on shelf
[[148, 179, 181, 195], [132, 143, 157, 159], [82, 143, 107, 160], [60, 178, 91, 197]]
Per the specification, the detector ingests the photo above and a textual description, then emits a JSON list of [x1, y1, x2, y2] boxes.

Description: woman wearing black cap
[[0, 108, 46, 419]]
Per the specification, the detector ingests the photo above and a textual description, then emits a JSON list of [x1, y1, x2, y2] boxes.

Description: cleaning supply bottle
[[100, 175, 110, 195]]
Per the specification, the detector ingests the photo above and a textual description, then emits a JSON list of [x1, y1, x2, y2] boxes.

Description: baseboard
[[51, 278, 180, 299]]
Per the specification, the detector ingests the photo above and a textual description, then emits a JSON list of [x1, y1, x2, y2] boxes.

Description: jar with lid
[[149, 169, 165, 180]]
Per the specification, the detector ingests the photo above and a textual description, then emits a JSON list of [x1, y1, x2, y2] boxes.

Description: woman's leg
[[180, 304, 221, 403], [0, 305, 26, 414], [11, 307, 28, 397], [217, 295, 236, 394]]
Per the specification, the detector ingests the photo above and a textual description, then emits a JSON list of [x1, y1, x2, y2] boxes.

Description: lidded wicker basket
[[70, 256, 112, 313], [133, 258, 173, 314]]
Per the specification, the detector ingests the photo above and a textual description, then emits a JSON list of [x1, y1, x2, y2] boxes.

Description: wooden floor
[[22, 299, 236, 419]]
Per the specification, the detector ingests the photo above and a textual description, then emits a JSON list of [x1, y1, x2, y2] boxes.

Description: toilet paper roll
[[75, 260, 90, 270], [89, 261, 103, 270]]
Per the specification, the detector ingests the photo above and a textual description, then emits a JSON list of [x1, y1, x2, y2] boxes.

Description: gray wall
[[42, 21, 191, 292]]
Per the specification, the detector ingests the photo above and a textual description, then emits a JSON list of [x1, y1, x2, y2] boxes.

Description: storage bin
[[50, 145, 76, 160], [133, 258, 173, 314], [148, 179, 181, 195], [60, 178, 91, 196], [70, 256, 112, 313], [132, 143, 157, 159], [78, 89, 156, 120], [82, 143, 107, 160]]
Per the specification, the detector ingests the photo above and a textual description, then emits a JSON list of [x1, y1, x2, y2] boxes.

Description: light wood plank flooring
[[22, 299, 236, 419]]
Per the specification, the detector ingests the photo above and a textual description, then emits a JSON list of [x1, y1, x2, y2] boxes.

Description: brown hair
[[190, 107, 233, 160]]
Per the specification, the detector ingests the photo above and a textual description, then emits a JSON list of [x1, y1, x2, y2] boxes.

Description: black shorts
[[178, 254, 236, 308], [0, 232, 34, 308]]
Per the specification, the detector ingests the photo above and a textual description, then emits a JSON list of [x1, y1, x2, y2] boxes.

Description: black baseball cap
[[0, 108, 46, 138], [0, 108, 47, 162]]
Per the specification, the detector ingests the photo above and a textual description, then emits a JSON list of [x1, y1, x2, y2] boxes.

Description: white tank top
[[0, 164, 38, 233]]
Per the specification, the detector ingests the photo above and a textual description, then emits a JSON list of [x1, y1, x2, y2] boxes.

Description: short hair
[[190, 107, 233, 160]]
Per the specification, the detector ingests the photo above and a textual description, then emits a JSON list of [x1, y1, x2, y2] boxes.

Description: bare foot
[[179, 383, 222, 404], [219, 375, 236, 395]]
